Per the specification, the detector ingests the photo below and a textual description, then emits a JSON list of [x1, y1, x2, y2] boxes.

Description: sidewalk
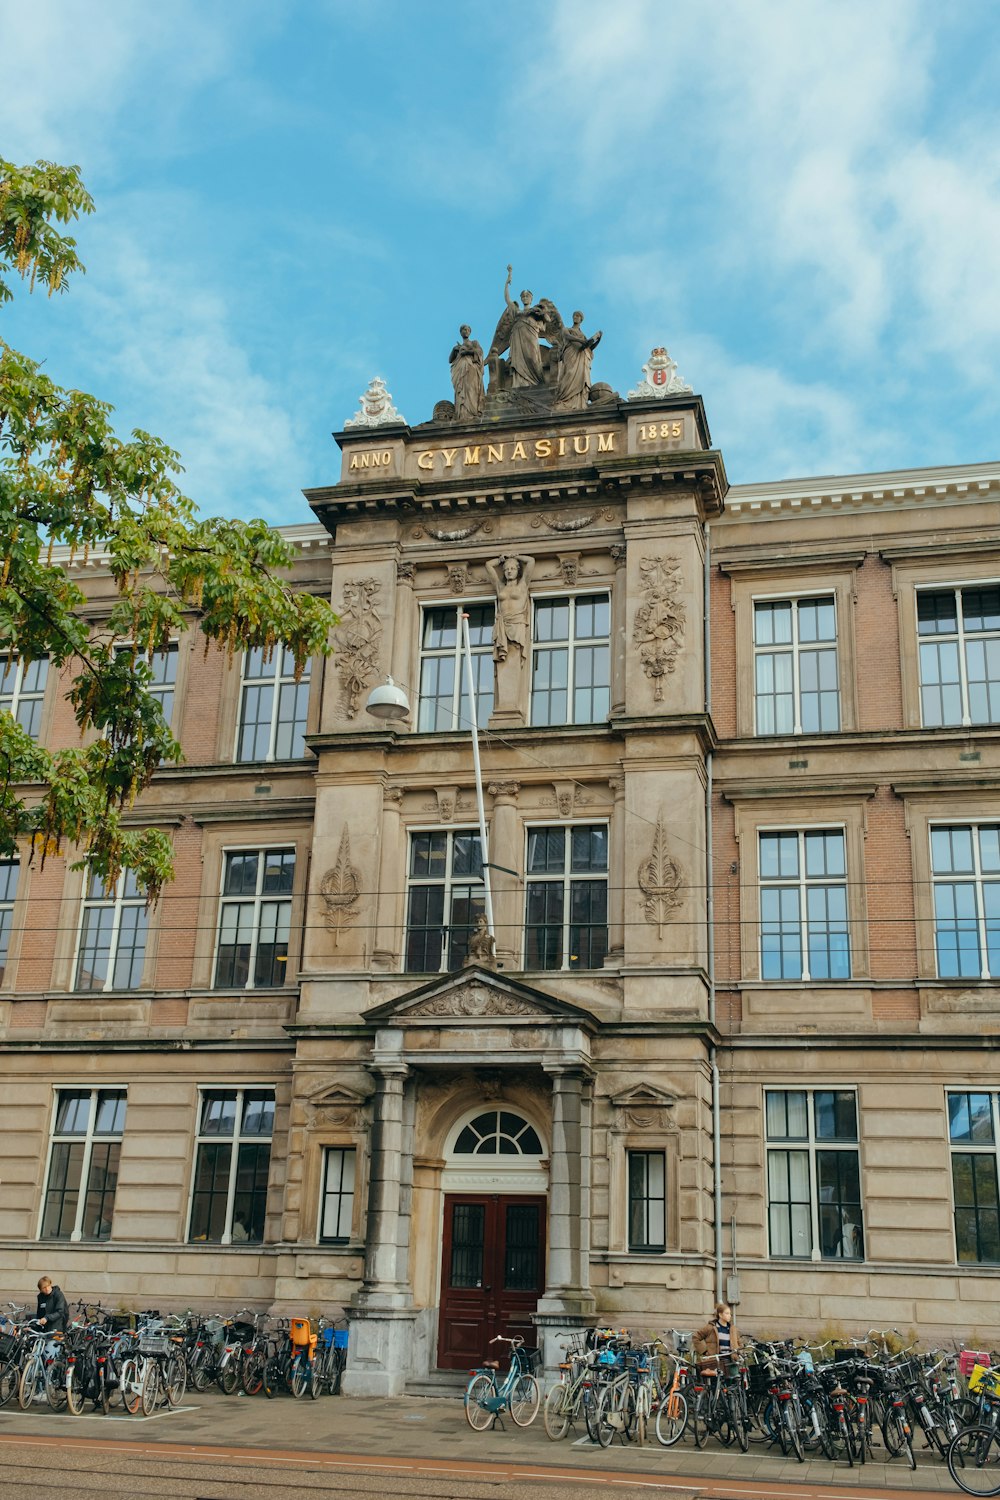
[[0, 1386, 963, 1492]]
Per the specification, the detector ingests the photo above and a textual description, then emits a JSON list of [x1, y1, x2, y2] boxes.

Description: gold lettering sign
[[412, 430, 618, 475], [348, 449, 394, 471]]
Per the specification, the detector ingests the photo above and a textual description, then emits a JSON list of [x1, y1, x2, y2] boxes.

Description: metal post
[[461, 611, 494, 938]]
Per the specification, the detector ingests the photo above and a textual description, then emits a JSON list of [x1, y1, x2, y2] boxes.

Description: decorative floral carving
[[344, 375, 405, 428], [638, 812, 683, 938], [610, 543, 627, 565], [633, 556, 684, 701], [335, 577, 382, 718], [384, 785, 404, 805], [447, 563, 468, 595], [487, 781, 521, 799], [411, 520, 492, 542], [320, 826, 362, 946], [396, 561, 416, 585], [405, 985, 544, 1019], [530, 510, 600, 532]]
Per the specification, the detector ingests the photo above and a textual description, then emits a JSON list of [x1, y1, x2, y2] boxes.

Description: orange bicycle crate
[[289, 1317, 314, 1347]]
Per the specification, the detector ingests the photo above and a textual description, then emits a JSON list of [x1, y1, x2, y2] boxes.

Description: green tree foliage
[[0, 157, 335, 899]]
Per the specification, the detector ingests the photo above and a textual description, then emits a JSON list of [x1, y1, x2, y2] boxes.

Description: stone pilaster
[[486, 780, 520, 966], [372, 785, 404, 970], [610, 542, 627, 717], [606, 774, 626, 962]]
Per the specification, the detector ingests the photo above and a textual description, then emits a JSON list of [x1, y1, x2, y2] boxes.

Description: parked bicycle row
[[0, 1299, 349, 1415], [465, 1324, 1000, 1496]]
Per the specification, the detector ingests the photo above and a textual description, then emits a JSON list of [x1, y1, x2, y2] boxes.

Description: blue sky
[[3, 0, 999, 525]]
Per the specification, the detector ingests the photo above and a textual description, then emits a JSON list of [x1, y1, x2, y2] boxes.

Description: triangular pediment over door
[[364, 965, 598, 1030]]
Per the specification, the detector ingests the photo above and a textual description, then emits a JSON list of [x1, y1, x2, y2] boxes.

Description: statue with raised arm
[[485, 553, 536, 664], [449, 324, 485, 422], [553, 310, 603, 411], [486, 266, 564, 391]]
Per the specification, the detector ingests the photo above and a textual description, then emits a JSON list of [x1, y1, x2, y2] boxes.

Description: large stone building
[[2, 312, 1000, 1393]]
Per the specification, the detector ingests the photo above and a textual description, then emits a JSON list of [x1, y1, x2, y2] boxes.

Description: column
[[358, 1060, 412, 1298], [610, 542, 627, 717], [486, 780, 520, 966], [372, 785, 404, 970], [606, 774, 626, 962], [538, 1062, 597, 1316]]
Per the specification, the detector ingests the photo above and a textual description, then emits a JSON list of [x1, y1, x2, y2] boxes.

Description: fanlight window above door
[[453, 1110, 543, 1157]]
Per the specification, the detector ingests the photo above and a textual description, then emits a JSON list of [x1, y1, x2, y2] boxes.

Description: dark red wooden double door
[[437, 1193, 546, 1369]]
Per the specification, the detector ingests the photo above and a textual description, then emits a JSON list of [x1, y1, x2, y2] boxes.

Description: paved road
[[0, 1390, 961, 1500]]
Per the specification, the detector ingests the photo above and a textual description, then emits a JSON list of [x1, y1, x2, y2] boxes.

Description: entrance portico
[[340, 967, 598, 1396]]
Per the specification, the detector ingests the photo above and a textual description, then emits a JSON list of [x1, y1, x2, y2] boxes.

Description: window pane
[[94, 1091, 127, 1136], [55, 1092, 92, 1135], [200, 1092, 237, 1135], [41, 1142, 84, 1239], [189, 1142, 233, 1242]]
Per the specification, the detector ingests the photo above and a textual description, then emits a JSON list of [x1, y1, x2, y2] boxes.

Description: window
[[918, 586, 1000, 727], [40, 1089, 126, 1241], [114, 643, 178, 728], [320, 1147, 356, 1243], [0, 860, 18, 984], [405, 830, 484, 972], [766, 1089, 863, 1260], [214, 849, 295, 988], [236, 646, 311, 761], [948, 1091, 1000, 1263], [628, 1151, 666, 1253], [75, 869, 148, 991], [0, 655, 48, 740], [531, 594, 610, 726], [524, 824, 608, 970], [754, 597, 839, 735], [188, 1088, 274, 1243], [453, 1110, 543, 1155], [418, 604, 494, 731], [759, 830, 850, 981], [931, 825, 1000, 979]]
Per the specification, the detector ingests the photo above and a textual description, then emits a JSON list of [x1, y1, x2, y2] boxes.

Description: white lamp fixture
[[364, 676, 411, 721]]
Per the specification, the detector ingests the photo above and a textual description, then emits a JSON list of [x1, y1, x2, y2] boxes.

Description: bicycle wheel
[[18, 1359, 39, 1412], [595, 1384, 619, 1448], [543, 1381, 571, 1441], [217, 1355, 239, 1395], [263, 1354, 280, 1399], [0, 1358, 20, 1408], [189, 1346, 214, 1392], [98, 1364, 112, 1415], [45, 1354, 67, 1411], [731, 1398, 749, 1453], [289, 1351, 309, 1399], [310, 1355, 323, 1400], [510, 1372, 540, 1427], [141, 1359, 161, 1416], [583, 1381, 601, 1443], [633, 1388, 649, 1447], [655, 1389, 688, 1446], [164, 1352, 187, 1407], [465, 1372, 495, 1431], [65, 1362, 85, 1415], [949, 1426, 1000, 1497], [242, 1350, 265, 1397], [119, 1358, 142, 1415], [855, 1408, 867, 1465], [784, 1403, 804, 1463], [692, 1390, 710, 1448]]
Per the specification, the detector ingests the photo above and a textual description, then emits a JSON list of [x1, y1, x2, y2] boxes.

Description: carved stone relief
[[320, 825, 362, 947], [335, 576, 383, 718], [633, 555, 685, 701], [557, 552, 580, 585], [409, 520, 493, 542], [530, 507, 616, 532], [637, 812, 683, 938], [404, 985, 547, 1019], [487, 780, 521, 800], [553, 781, 577, 818], [509, 1026, 545, 1050], [609, 1082, 679, 1133], [396, 561, 416, 585], [447, 563, 468, 595]]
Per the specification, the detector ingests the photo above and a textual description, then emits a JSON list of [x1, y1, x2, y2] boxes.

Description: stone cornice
[[726, 461, 1000, 519]]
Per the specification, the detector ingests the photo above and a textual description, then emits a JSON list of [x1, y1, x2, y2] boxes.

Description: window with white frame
[[214, 849, 295, 988], [320, 1147, 356, 1243], [114, 642, 178, 728], [531, 594, 610, 726], [754, 596, 839, 735], [188, 1087, 274, 1243], [0, 655, 48, 740], [759, 829, 850, 981], [524, 824, 608, 970], [404, 830, 484, 972], [948, 1090, 1000, 1264], [236, 646, 311, 762], [417, 603, 494, 732], [75, 869, 148, 991], [766, 1089, 863, 1260], [628, 1150, 666, 1253], [40, 1089, 126, 1241], [931, 825, 1000, 979], [0, 860, 19, 984], [918, 586, 1000, 727]]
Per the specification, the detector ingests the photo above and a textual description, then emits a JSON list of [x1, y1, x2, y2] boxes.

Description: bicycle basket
[[0, 1332, 16, 1360], [108, 1313, 136, 1333], [970, 1364, 1000, 1394], [519, 1346, 542, 1374], [231, 1321, 256, 1342], [289, 1318, 313, 1346], [137, 1335, 171, 1355], [333, 1329, 349, 1350], [597, 1349, 617, 1367]]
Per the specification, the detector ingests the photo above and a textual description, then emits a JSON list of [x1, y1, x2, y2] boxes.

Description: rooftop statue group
[[446, 265, 607, 422]]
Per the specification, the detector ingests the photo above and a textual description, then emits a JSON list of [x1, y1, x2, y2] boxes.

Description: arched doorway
[[436, 1107, 547, 1369]]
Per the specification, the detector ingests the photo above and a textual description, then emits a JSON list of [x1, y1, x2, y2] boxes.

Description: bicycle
[[655, 1350, 695, 1447], [465, 1335, 541, 1431], [543, 1334, 595, 1441]]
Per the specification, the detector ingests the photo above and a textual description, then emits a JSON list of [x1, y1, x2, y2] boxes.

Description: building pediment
[[609, 1082, 678, 1110], [304, 1081, 373, 1108], [364, 966, 598, 1028]]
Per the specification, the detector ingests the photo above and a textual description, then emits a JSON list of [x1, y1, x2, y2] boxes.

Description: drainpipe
[[705, 521, 724, 1303]]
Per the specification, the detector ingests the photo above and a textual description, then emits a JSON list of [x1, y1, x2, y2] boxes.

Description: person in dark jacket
[[35, 1276, 68, 1334]]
